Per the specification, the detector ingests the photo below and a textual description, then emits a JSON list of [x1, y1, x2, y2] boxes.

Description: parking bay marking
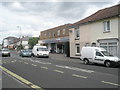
[[24, 62, 28, 64], [101, 81, 120, 86], [53, 70, 64, 74], [56, 65, 94, 73], [72, 74, 87, 79], [40, 67, 48, 69], [0, 66, 43, 90], [32, 64, 37, 67]]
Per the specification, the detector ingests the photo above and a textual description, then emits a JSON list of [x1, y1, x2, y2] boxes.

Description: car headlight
[[114, 59, 118, 62]]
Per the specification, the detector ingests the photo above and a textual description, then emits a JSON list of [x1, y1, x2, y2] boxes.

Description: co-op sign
[[43, 37, 69, 43]]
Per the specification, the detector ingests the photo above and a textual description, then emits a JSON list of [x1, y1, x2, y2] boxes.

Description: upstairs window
[[48, 32, 51, 37], [63, 29, 66, 35], [52, 32, 55, 37], [103, 21, 110, 32], [75, 28, 80, 38], [44, 33, 46, 37], [58, 30, 60, 36]]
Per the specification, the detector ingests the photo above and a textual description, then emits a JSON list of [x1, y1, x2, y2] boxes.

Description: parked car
[[32, 45, 49, 58], [2, 49, 11, 57], [80, 47, 120, 67], [20, 49, 32, 57]]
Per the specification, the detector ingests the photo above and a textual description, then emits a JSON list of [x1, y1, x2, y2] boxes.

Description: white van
[[32, 45, 49, 58], [80, 47, 120, 67]]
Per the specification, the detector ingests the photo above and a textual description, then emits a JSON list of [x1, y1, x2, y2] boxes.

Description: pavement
[[0, 50, 120, 90]]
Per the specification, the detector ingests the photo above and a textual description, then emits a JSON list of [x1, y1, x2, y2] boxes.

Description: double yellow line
[[0, 66, 43, 90]]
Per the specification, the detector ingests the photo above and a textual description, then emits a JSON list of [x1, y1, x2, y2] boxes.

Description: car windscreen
[[2, 50, 9, 52], [22, 50, 31, 53], [38, 48, 48, 51], [101, 51, 113, 56]]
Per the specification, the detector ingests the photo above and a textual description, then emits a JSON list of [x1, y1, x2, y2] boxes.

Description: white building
[[69, 4, 120, 58]]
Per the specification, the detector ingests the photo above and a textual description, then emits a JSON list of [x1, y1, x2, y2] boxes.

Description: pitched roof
[[74, 4, 120, 26], [41, 24, 72, 32], [21, 36, 30, 41]]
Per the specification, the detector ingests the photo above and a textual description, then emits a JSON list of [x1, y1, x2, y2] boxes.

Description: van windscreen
[[101, 51, 113, 56], [38, 48, 48, 51]]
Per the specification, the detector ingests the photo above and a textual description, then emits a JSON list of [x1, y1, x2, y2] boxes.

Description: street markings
[[53, 70, 64, 74], [24, 62, 28, 64], [56, 65, 94, 73], [40, 67, 48, 69], [72, 74, 87, 79], [0, 66, 43, 90], [35, 61, 51, 65], [29, 59, 51, 65], [32, 64, 37, 67], [1, 60, 17, 64], [101, 81, 120, 86]]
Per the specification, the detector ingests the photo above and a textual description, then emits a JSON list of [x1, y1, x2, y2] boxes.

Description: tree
[[17, 44, 24, 50], [28, 37, 39, 49]]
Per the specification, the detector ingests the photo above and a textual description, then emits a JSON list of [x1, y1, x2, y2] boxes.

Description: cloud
[[0, 1, 118, 44]]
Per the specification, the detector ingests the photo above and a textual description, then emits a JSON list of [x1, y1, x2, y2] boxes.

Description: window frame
[[76, 44, 80, 54], [103, 20, 110, 32], [75, 28, 80, 38], [58, 30, 60, 36], [63, 29, 66, 35]]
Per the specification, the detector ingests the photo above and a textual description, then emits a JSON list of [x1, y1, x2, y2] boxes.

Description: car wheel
[[105, 61, 111, 67], [83, 59, 89, 65], [37, 54, 39, 58]]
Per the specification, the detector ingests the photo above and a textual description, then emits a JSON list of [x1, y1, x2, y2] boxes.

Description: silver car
[[2, 49, 11, 57]]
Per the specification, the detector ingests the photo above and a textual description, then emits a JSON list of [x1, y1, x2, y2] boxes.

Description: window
[[75, 28, 79, 38], [76, 45, 80, 54], [58, 30, 60, 36], [48, 32, 51, 37], [44, 33, 46, 37], [100, 42, 117, 56], [96, 51, 103, 57], [63, 29, 66, 35], [52, 32, 55, 37], [103, 21, 110, 32]]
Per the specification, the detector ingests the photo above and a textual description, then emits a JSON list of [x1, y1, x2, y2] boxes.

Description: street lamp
[[17, 26, 22, 50]]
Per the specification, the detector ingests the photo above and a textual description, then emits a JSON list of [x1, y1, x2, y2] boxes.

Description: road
[[0, 50, 120, 90]]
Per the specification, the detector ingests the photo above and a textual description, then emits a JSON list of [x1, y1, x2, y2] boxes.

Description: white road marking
[[31, 64, 37, 67], [101, 81, 120, 86], [24, 62, 28, 64], [41, 67, 48, 69], [35, 61, 51, 64], [56, 65, 94, 73], [72, 74, 87, 79], [53, 70, 64, 74]]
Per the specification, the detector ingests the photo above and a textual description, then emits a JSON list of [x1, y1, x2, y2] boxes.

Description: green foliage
[[17, 44, 24, 50], [28, 37, 39, 49]]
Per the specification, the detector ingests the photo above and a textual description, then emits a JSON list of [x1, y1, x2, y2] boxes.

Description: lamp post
[[17, 26, 22, 50]]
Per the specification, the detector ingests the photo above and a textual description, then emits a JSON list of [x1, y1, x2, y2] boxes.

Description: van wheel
[[83, 59, 89, 65], [105, 61, 111, 67]]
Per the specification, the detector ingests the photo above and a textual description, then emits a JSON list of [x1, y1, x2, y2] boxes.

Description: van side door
[[94, 51, 104, 64]]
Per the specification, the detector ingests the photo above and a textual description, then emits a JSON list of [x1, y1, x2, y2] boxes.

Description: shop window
[[100, 42, 117, 56]]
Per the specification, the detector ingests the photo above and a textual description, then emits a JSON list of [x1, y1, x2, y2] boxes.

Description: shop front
[[41, 37, 70, 57]]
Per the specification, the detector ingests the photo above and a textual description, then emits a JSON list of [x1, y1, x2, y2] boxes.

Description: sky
[[0, 0, 119, 44]]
